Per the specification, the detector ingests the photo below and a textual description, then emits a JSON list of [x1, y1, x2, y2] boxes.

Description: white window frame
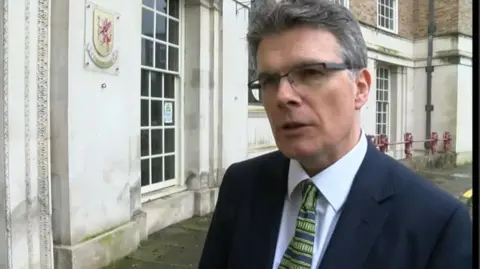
[[376, 0, 398, 33], [332, 0, 349, 8], [140, 0, 185, 194], [375, 66, 391, 137]]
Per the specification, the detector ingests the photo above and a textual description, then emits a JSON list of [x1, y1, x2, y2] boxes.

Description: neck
[[300, 126, 362, 177]]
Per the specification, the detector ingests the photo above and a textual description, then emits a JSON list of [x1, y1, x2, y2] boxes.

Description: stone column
[[220, 0, 249, 168], [184, 0, 223, 216], [49, 1, 146, 268], [390, 66, 405, 158], [0, 0, 54, 268], [361, 58, 377, 135]]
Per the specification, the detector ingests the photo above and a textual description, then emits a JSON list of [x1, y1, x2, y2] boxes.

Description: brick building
[[248, 0, 473, 164]]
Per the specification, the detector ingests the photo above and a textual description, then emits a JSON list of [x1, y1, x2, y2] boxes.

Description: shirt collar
[[287, 129, 368, 211]]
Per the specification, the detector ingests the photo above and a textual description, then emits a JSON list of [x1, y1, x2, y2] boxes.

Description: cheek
[[305, 88, 355, 126], [306, 91, 347, 116]]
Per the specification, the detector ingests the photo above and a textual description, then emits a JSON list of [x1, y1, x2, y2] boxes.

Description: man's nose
[[275, 78, 301, 106]]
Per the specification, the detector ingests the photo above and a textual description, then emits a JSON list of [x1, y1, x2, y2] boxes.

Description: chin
[[277, 141, 319, 160]]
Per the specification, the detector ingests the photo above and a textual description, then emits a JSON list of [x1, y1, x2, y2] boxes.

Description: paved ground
[[103, 164, 472, 269]]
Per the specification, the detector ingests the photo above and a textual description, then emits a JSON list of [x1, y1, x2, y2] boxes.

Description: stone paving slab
[[103, 165, 472, 269], [104, 216, 212, 269], [418, 164, 472, 200]]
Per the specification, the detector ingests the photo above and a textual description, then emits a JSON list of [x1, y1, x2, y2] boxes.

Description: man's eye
[[260, 77, 278, 88], [299, 68, 325, 77]]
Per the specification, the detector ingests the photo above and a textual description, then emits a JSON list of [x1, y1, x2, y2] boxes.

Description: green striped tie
[[279, 181, 318, 269]]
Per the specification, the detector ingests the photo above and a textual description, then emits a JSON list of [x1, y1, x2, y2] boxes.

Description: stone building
[[0, 0, 471, 268]]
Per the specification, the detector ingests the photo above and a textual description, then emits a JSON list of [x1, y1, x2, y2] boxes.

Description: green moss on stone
[[80, 222, 127, 243], [376, 45, 400, 55]]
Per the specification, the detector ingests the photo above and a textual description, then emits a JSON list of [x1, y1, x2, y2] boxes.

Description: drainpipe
[[425, 0, 435, 149]]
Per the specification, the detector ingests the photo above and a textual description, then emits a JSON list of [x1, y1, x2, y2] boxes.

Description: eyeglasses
[[248, 62, 349, 94]]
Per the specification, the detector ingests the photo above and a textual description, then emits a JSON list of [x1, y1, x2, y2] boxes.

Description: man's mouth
[[281, 122, 308, 130]]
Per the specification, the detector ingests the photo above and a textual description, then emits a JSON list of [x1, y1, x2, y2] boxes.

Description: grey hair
[[247, 0, 368, 69]]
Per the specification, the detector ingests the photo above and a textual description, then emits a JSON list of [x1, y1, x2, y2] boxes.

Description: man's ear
[[354, 68, 371, 110]]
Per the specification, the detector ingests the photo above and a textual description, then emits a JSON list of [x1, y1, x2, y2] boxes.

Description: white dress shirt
[[272, 131, 368, 269]]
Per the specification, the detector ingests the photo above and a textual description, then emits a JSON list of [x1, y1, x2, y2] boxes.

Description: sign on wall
[[84, 2, 120, 75], [164, 102, 173, 124]]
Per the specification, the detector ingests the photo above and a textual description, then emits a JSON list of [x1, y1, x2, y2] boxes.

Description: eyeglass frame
[[247, 61, 351, 91]]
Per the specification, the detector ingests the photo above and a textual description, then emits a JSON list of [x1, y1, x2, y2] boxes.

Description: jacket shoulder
[[221, 150, 285, 189]]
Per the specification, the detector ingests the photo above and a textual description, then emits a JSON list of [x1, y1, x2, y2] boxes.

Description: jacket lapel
[[318, 143, 396, 269], [250, 151, 290, 269]]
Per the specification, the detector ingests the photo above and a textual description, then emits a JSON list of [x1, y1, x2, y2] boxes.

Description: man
[[198, 0, 472, 268]]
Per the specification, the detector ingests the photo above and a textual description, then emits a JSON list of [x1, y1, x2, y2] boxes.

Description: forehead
[[256, 27, 342, 73]]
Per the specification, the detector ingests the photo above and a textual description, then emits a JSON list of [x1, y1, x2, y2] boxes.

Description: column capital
[[185, 0, 221, 11]]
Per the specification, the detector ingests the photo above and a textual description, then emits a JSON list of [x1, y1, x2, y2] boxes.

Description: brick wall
[[398, 0, 415, 39], [349, 0, 376, 27], [348, 0, 472, 40], [458, 0, 472, 36]]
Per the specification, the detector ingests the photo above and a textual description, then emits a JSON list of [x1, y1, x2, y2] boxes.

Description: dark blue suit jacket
[[198, 142, 472, 269]]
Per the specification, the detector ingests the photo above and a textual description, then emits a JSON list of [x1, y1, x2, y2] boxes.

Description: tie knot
[[301, 180, 318, 209]]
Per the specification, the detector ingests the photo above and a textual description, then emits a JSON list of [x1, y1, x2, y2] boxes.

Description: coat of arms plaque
[[84, 2, 120, 74]]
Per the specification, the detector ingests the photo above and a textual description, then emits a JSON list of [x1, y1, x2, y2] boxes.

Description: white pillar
[[0, 0, 54, 268], [49, 1, 146, 268], [183, 0, 224, 215], [361, 58, 377, 135], [220, 0, 249, 169]]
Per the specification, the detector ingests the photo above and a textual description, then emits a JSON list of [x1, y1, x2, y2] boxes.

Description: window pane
[[169, 0, 179, 18], [141, 39, 153, 67], [151, 100, 163, 126], [165, 155, 175, 180], [164, 128, 175, 153], [151, 129, 163, 155], [164, 74, 175, 98], [141, 100, 149, 126], [141, 69, 149, 96], [141, 130, 149, 156], [151, 72, 163, 98], [151, 157, 164, 183], [168, 46, 179, 71], [168, 19, 179, 45], [142, 8, 154, 37], [141, 159, 150, 186], [155, 14, 167, 41], [383, 102, 389, 112], [156, 0, 167, 13], [155, 42, 167, 69], [143, 0, 155, 9], [384, 90, 389, 101], [377, 68, 383, 77]]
